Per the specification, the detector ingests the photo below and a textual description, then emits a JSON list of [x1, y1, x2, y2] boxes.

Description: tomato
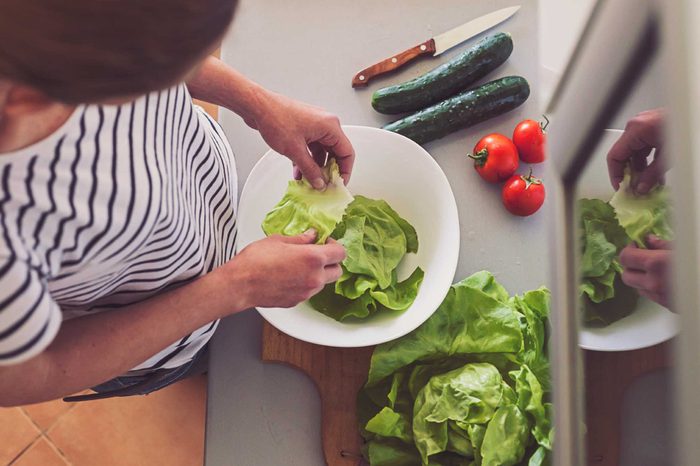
[[512, 117, 548, 164], [468, 133, 519, 183], [502, 170, 545, 216]]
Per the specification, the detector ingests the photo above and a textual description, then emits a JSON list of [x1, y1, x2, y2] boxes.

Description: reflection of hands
[[607, 108, 665, 193], [619, 235, 672, 308], [247, 90, 355, 189], [225, 230, 345, 309]]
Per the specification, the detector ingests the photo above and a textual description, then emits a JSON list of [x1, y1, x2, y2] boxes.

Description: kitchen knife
[[351, 6, 520, 88]]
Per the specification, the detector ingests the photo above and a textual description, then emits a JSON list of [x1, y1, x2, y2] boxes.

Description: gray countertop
[[206, 1, 541, 465], [204, 1, 669, 465]]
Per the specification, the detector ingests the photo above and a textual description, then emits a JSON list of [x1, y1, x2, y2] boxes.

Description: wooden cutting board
[[262, 321, 374, 466]]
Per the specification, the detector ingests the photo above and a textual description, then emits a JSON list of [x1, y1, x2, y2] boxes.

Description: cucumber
[[383, 76, 530, 145], [372, 32, 513, 115]]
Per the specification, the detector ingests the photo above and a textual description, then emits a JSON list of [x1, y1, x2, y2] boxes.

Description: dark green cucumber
[[383, 76, 530, 145], [371, 32, 513, 115]]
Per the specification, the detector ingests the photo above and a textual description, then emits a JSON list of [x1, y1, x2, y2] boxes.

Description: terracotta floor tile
[[47, 375, 207, 466], [0, 408, 41, 464], [22, 399, 75, 432], [11, 437, 69, 466]]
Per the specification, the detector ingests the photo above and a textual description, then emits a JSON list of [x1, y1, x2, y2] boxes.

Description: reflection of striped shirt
[[0, 84, 237, 372]]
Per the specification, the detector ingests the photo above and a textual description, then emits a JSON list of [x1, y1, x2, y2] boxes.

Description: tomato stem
[[521, 167, 542, 188], [467, 148, 489, 166]]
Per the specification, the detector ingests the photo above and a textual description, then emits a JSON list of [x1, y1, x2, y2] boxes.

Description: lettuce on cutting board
[[358, 272, 552, 466]]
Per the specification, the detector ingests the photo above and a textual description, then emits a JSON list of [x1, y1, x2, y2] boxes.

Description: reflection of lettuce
[[262, 159, 354, 243], [310, 196, 423, 322], [609, 171, 672, 247], [578, 199, 638, 325], [358, 272, 552, 466], [579, 173, 672, 325]]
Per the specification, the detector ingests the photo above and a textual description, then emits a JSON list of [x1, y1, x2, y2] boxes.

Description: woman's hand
[[607, 108, 666, 193], [185, 57, 355, 188], [224, 229, 345, 309], [246, 89, 355, 189], [619, 236, 672, 308]]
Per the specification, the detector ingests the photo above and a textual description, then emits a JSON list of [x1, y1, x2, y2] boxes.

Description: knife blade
[[351, 6, 520, 88]]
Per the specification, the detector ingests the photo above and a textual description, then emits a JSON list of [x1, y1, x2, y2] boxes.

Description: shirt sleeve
[[0, 254, 61, 366]]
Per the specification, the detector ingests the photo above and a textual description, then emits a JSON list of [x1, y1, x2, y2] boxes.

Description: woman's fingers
[[324, 264, 343, 282], [318, 241, 346, 265]]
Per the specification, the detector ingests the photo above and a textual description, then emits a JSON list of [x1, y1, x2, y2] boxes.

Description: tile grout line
[[20, 402, 78, 433], [18, 403, 77, 465], [6, 435, 41, 466], [43, 433, 75, 466]]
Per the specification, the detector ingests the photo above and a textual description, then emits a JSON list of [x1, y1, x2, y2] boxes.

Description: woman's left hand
[[619, 235, 673, 308], [246, 89, 355, 189]]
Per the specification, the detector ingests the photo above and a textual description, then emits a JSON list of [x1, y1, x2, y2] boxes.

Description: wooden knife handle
[[351, 38, 436, 88]]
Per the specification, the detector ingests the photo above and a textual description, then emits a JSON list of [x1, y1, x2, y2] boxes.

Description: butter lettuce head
[[262, 159, 354, 243], [609, 171, 672, 247], [358, 272, 553, 466], [262, 168, 423, 322], [309, 195, 423, 322]]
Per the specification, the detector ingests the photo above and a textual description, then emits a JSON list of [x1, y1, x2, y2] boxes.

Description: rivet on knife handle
[[351, 39, 436, 88]]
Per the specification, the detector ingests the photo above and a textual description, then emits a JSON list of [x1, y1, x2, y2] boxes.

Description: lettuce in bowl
[[262, 159, 354, 243], [262, 165, 423, 322]]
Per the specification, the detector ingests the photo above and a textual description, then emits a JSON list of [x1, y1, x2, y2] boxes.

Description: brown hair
[[0, 0, 237, 104]]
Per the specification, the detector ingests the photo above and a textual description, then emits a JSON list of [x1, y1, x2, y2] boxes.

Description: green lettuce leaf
[[308, 284, 377, 321], [412, 363, 504, 463], [337, 197, 411, 289], [579, 261, 621, 304], [262, 159, 353, 243], [577, 198, 640, 326], [340, 196, 418, 253], [367, 407, 414, 444], [609, 171, 672, 247], [511, 365, 551, 450], [366, 439, 422, 466], [370, 268, 425, 311], [367, 273, 523, 386], [480, 404, 530, 466], [582, 273, 639, 325], [335, 269, 378, 300], [307, 195, 422, 321]]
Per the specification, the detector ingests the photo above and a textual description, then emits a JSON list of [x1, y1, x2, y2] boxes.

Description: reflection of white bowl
[[576, 129, 678, 351], [236, 126, 459, 348]]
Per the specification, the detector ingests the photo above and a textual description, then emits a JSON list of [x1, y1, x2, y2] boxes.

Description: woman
[[0, 0, 353, 405]]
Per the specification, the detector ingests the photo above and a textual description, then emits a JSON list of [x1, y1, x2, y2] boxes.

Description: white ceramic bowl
[[236, 125, 459, 347], [576, 129, 678, 351]]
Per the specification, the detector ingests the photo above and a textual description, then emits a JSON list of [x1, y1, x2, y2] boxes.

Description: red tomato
[[502, 170, 545, 216], [512, 117, 547, 163], [468, 133, 519, 183]]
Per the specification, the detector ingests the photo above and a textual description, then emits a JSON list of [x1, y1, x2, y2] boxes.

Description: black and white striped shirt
[[0, 84, 237, 372]]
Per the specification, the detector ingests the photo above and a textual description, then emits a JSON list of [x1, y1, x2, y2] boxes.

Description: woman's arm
[[186, 57, 267, 127], [0, 265, 239, 406], [186, 57, 355, 187], [0, 230, 344, 406]]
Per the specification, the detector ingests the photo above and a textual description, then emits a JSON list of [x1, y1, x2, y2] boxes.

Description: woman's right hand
[[224, 229, 345, 309], [607, 108, 666, 193]]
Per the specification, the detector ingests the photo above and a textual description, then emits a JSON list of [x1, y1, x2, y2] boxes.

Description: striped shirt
[[0, 84, 237, 372]]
